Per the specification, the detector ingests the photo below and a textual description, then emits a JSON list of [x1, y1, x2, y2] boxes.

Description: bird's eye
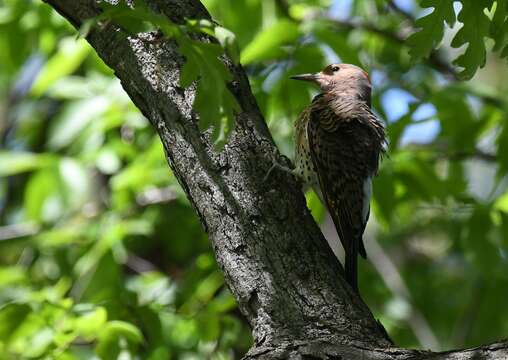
[[331, 65, 340, 72]]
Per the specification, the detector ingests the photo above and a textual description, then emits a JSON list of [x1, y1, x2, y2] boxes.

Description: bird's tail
[[345, 237, 360, 293]]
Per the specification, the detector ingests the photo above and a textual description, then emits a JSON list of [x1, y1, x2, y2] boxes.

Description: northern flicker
[[289, 63, 386, 292]]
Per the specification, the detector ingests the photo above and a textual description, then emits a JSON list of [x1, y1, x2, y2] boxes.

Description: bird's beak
[[290, 73, 320, 82]]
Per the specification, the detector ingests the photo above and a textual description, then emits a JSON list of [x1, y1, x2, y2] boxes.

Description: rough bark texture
[[43, 0, 508, 359]]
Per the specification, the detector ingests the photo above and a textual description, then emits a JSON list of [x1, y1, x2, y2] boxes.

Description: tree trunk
[[42, 0, 508, 358]]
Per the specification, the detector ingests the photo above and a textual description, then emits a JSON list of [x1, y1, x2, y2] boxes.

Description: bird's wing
[[307, 97, 383, 289]]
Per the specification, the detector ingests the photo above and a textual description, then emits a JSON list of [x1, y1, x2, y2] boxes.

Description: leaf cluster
[[408, 0, 508, 79], [91, 0, 241, 148]]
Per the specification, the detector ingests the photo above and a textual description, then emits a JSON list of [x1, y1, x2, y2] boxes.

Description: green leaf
[[179, 43, 200, 88], [431, 89, 486, 152], [16, 326, 54, 358], [166, 316, 198, 348], [75, 218, 152, 276], [0, 303, 31, 341], [98, 2, 152, 35], [490, 0, 508, 52], [502, 42, 508, 58], [407, 0, 455, 60], [215, 25, 240, 64], [74, 306, 108, 339], [59, 158, 89, 209], [196, 313, 220, 342], [313, 24, 362, 65], [96, 1, 179, 37], [495, 189, 508, 213], [194, 270, 224, 303], [240, 19, 300, 64], [451, 0, 492, 79], [96, 321, 143, 359], [0, 151, 54, 176], [48, 96, 110, 150], [94, 3, 239, 147], [34, 223, 86, 248], [497, 121, 508, 175], [180, 270, 224, 314], [207, 289, 237, 314], [0, 266, 27, 287], [179, 40, 239, 146], [24, 169, 62, 222], [372, 164, 396, 224], [105, 321, 144, 345], [147, 347, 170, 360], [126, 272, 175, 306], [462, 205, 502, 275], [30, 38, 90, 97], [394, 152, 447, 200]]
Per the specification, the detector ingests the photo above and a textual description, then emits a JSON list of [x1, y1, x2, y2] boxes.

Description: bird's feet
[[263, 148, 296, 183]]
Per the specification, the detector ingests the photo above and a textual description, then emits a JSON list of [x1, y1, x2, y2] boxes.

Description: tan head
[[291, 63, 371, 104]]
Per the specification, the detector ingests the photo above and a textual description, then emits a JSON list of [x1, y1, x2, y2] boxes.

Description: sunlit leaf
[[96, 320, 143, 359], [241, 19, 299, 64], [451, 0, 492, 79], [95, 0, 178, 37], [30, 37, 90, 96], [407, 0, 455, 60], [490, 0, 508, 52], [179, 40, 239, 145], [495, 189, 508, 213], [48, 96, 110, 150], [74, 306, 108, 338], [24, 168, 62, 222], [0, 151, 54, 176], [59, 158, 89, 209], [127, 272, 175, 306]]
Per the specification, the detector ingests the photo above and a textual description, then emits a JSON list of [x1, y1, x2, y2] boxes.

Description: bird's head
[[290, 63, 371, 103]]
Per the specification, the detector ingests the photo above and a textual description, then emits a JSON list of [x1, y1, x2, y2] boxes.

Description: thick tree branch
[[42, 0, 508, 358], [247, 340, 508, 359]]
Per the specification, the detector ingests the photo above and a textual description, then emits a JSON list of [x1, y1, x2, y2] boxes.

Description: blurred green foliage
[[1, 0, 508, 358]]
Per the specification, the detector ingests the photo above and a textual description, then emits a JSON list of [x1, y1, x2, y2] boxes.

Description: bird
[[289, 63, 386, 293]]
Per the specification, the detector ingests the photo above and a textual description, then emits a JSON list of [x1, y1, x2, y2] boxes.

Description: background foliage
[[1, 0, 508, 358]]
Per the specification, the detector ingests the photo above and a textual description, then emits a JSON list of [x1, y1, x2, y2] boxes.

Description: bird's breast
[[294, 118, 319, 191]]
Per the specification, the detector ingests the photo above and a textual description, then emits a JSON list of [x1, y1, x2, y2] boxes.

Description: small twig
[[125, 252, 158, 273], [322, 17, 405, 44], [387, 0, 416, 24], [0, 222, 40, 242], [136, 186, 178, 206], [406, 142, 497, 162], [445, 150, 497, 162]]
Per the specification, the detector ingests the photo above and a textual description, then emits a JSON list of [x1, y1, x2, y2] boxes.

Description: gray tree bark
[[43, 0, 508, 359]]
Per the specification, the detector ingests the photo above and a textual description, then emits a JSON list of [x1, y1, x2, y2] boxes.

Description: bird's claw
[[264, 147, 296, 183], [263, 162, 286, 182], [263, 162, 278, 183]]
